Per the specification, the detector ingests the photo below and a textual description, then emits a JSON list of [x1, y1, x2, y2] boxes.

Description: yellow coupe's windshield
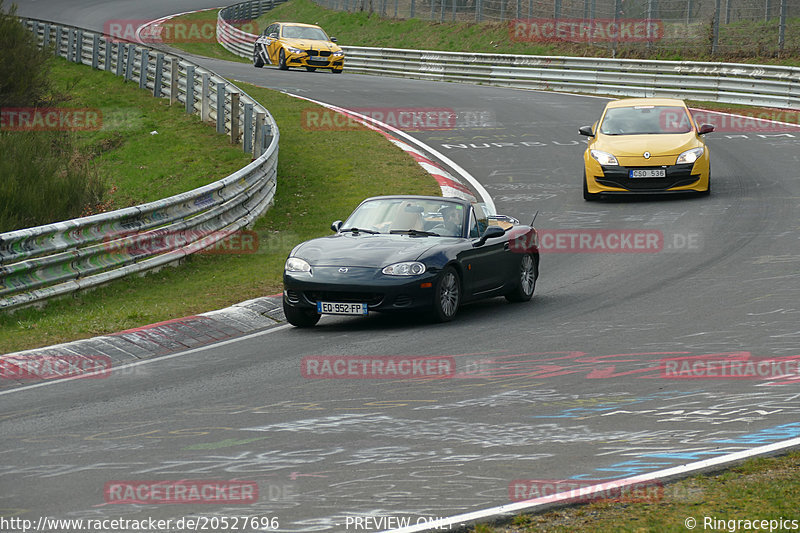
[[600, 105, 693, 135], [281, 25, 329, 41]]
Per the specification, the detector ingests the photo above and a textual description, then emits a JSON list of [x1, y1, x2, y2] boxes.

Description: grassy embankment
[[0, 57, 438, 354]]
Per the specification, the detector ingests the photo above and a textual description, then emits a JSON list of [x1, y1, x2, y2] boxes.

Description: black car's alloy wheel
[[283, 300, 321, 327], [432, 266, 460, 322], [505, 253, 537, 302]]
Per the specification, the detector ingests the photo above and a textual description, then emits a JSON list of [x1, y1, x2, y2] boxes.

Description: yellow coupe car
[[253, 22, 344, 73], [579, 98, 714, 200]]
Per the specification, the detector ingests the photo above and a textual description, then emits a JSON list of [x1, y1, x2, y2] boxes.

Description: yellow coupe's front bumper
[[284, 50, 344, 71]]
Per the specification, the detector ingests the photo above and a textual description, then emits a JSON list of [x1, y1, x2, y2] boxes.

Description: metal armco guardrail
[[0, 18, 280, 311], [216, 0, 799, 110]]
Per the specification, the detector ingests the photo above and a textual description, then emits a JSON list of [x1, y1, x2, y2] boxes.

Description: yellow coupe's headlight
[[676, 147, 704, 164], [590, 150, 619, 166], [286, 46, 304, 55], [332, 51, 344, 57]]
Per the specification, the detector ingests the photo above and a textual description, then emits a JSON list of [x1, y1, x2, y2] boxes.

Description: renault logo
[[643, 151, 651, 159], [338, 267, 349, 273]]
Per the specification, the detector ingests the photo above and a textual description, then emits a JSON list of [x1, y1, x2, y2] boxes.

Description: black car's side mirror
[[331, 220, 343, 232], [578, 125, 595, 137], [474, 225, 505, 247], [698, 124, 714, 135]]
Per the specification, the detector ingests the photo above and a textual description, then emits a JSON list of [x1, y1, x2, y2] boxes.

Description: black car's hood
[[293, 233, 455, 268]]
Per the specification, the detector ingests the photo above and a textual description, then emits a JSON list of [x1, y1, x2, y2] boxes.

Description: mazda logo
[[338, 267, 349, 273]]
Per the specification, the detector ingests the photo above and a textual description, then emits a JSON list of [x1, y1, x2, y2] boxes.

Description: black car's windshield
[[599, 105, 693, 135], [281, 25, 329, 41], [342, 198, 466, 237]]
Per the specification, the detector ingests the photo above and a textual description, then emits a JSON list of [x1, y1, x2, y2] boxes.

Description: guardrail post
[[216, 82, 226, 134], [140, 49, 150, 89], [104, 38, 112, 71], [185, 65, 196, 114], [244, 103, 253, 154], [43, 23, 51, 50], [91, 34, 100, 69], [475, 0, 482, 22], [395, 0, 399, 17], [255, 111, 265, 158], [66, 28, 75, 61], [500, 0, 505, 22], [125, 44, 135, 81], [116, 43, 125, 77], [153, 53, 164, 97], [77, 30, 85, 63], [230, 92, 240, 144], [202, 73, 211, 122], [170, 58, 179, 105]]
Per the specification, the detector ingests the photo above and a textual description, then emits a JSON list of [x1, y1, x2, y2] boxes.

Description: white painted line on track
[[381, 436, 800, 532], [0, 324, 292, 397]]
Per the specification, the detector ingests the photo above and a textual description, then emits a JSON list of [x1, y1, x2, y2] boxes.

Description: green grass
[[473, 451, 800, 533], [46, 57, 254, 210], [0, 77, 439, 355]]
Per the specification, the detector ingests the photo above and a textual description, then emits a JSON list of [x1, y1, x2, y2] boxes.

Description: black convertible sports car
[[282, 195, 539, 327]]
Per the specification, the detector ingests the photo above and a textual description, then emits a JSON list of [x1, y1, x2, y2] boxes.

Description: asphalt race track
[[5, 1, 800, 530]]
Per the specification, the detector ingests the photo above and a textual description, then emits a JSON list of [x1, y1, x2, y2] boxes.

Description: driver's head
[[442, 206, 461, 227]]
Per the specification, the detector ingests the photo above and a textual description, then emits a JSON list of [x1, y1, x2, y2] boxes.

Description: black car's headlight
[[382, 262, 426, 276], [590, 149, 619, 166], [285, 257, 312, 273], [676, 147, 704, 164]]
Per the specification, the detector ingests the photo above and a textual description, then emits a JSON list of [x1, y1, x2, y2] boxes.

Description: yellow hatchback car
[[579, 98, 714, 200], [253, 22, 344, 73]]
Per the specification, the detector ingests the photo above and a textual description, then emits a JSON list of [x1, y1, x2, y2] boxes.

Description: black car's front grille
[[596, 163, 699, 191], [306, 291, 384, 305]]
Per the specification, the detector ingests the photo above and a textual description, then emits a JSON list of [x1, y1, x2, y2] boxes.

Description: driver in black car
[[440, 206, 463, 237]]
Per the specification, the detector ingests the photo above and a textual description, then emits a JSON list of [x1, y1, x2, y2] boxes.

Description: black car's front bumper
[[283, 266, 439, 313]]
